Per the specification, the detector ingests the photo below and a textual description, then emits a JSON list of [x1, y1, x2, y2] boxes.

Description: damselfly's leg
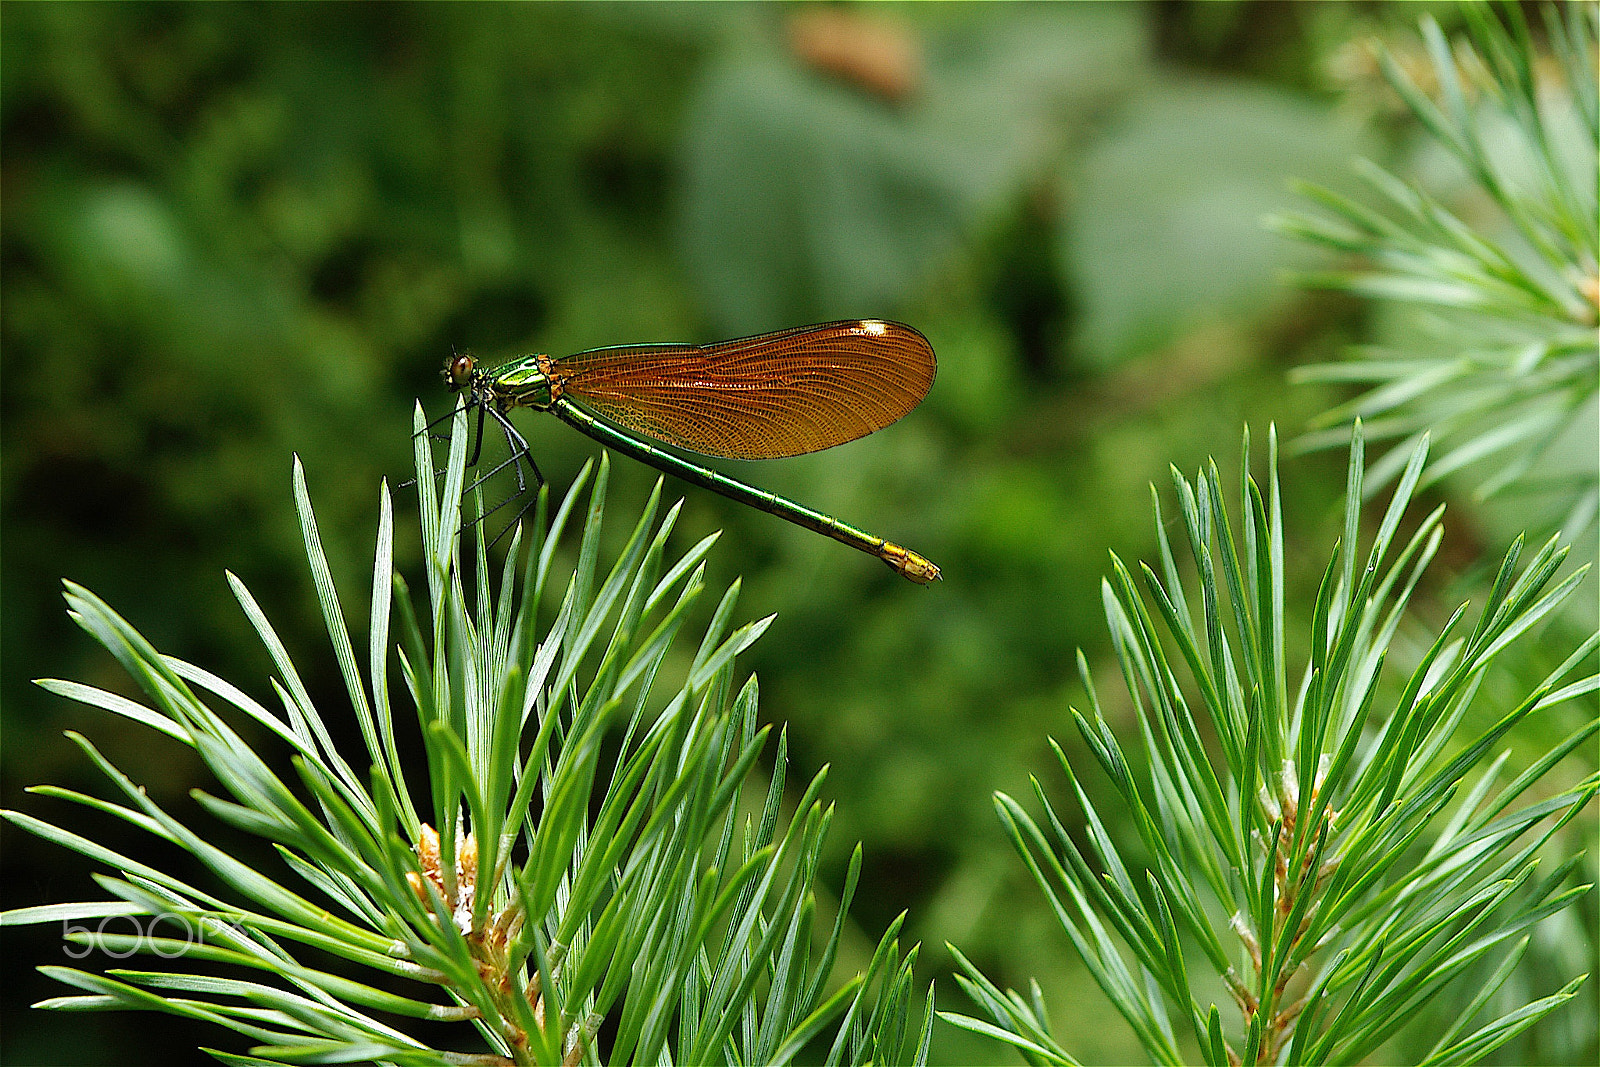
[[410, 401, 542, 548], [400, 400, 472, 490], [465, 409, 544, 497], [460, 409, 545, 547], [411, 400, 469, 445], [467, 403, 486, 467]]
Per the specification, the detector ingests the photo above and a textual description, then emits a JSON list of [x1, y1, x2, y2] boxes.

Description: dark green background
[[3, 3, 1593, 1065]]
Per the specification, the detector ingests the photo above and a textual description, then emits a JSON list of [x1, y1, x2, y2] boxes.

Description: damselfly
[[443, 319, 939, 583]]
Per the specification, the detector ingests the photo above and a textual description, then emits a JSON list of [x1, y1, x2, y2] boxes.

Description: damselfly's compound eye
[[445, 352, 475, 390]]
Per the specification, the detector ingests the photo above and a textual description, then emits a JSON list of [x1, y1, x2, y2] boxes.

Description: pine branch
[[944, 423, 1597, 1067], [1271, 3, 1599, 545], [3, 407, 932, 1066]]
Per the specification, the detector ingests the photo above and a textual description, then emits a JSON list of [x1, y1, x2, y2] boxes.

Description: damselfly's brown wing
[[548, 320, 935, 460]]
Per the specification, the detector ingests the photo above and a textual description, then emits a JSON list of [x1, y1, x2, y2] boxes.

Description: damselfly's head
[[443, 349, 477, 393]]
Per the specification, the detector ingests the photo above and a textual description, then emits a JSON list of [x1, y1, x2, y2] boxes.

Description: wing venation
[[550, 320, 936, 459]]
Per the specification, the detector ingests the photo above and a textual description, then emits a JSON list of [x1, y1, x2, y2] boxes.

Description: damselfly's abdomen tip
[[880, 543, 941, 584]]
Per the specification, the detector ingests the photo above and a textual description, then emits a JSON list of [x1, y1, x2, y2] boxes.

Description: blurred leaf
[[676, 4, 1148, 335], [1064, 77, 1371, 366]]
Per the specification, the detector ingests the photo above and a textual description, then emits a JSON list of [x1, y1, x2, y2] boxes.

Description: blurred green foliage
[[3, 3, 1592, 1065]]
